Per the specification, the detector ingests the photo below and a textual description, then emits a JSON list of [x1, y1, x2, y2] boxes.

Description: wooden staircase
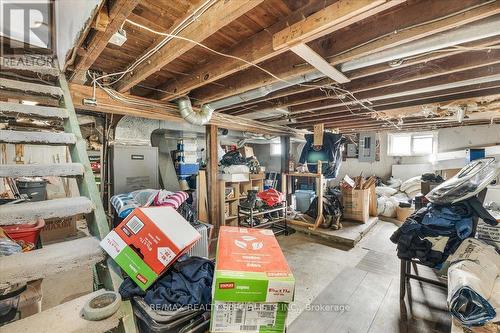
[[0, 57, 136, 332]]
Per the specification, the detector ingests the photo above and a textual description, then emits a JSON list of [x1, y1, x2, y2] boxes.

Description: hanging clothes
[[299, 132, 345, 179]]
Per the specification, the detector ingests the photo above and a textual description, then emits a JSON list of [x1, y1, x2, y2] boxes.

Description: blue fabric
[[422, 205, 473, 239], [449, 286, 497, 326], [119, 255, 214, 308]]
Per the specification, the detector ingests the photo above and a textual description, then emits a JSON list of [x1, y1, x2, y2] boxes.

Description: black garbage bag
[[220, 150, 246, 166]]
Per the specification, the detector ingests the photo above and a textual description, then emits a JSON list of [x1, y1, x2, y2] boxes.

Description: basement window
[[270, 143, 281, 156], [387, 132, 437, 156]]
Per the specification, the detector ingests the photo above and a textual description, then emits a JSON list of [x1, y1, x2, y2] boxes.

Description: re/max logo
[[219, 282, 235, 289]]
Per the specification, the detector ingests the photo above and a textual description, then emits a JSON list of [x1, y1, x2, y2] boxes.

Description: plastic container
[[295, 190, 316, 212], [0, 284, 26, 324], [16, 179, 47, 202], [3, 218, 45, 247]]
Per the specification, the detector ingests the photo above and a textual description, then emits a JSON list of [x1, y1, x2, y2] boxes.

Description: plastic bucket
[[16, 180, 47, 202], [3, 218, 45, 247]]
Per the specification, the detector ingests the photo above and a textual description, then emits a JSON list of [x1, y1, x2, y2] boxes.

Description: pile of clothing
[[390, 197, 497, 267], [111, 189, 192, 223], [120, 255, 214, 333]]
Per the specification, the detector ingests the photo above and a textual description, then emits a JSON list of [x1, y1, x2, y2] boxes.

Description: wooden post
[[206, 125, 220, 233], [280, 136, 290, 195], [313, 123, 324, 147]]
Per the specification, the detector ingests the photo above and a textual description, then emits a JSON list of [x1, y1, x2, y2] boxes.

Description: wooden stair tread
[[0, 130, 76, 145], [0, 236, 104, 286], [0, 163, 84, 177], [0, 78, 63, 97], [0, 197, 94, 225], [1, 289, 123, 333], [0, 101, 68, 119], [0, 56, 60, 76]]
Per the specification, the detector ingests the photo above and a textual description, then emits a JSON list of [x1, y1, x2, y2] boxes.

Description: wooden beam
[[156, 0, 397, 101], [69, 83, 300, 137], [115, 0, 265, 93], [273, 0, 399, 50], [220, 37, 500, 114], [206, 125, 219, 233], [190, 0, 500, 104], [294, 85, 500, 124], [290, 44, 350, 84], [290, 63, 500, 115], [232, 49, 500, 115], [70, 0, 140, 83]]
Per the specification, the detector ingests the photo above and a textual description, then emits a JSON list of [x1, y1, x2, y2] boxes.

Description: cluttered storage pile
[[104, 187, 215, 332], [390, 158, 500, 329], [103, 186, 295, 332]]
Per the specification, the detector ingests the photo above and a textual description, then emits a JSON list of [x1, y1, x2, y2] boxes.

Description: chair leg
[[400, 260, 407, 300]]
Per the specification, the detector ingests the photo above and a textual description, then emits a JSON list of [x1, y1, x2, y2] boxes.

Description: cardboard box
[[238, 146, 254, 158], [40, 217, 77, 243], [211, 226, 295, 333], [396, 206, 415, 222], [100, 207, 201, 290], [342, 188, 370, 223]]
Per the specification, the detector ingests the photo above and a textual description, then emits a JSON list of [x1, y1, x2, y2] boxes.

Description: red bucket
[[3, 218, 45, 246]]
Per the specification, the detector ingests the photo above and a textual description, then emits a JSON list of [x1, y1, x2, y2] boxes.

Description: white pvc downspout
[[178, 97, 214, 126]]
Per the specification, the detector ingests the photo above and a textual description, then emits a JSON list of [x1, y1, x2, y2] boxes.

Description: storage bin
[[16, 180, 47, 202], [295, 190, 316, 213], [0, 284, 26, 324], [176, 163, 199, 175], [3, 218, 45, 248]]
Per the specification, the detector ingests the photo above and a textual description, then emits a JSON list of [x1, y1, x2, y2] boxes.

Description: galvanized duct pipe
[[178, 97, 214, 126], [210, 16, 500, 110]]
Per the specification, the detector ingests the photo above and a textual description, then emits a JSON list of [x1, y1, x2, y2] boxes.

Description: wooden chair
[[399, 189, 487, 300]]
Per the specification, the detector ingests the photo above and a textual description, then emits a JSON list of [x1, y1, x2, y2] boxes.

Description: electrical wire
[[92, 0, 217, 86], [122, 19, 397, 128], [91, 1, 496, 130]]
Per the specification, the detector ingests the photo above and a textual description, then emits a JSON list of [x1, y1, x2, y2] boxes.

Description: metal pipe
[[178, 97, 214, 126]]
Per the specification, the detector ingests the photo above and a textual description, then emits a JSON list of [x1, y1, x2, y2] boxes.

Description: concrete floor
[[40, 220, 450, 333], [278, 221, 451, 333]]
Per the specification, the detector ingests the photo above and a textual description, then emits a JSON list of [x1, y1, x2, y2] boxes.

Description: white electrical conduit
[[178, 97, 214, 126]]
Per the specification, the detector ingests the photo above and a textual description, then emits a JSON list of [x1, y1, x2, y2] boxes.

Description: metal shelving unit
[[237, 201, 288, 235]]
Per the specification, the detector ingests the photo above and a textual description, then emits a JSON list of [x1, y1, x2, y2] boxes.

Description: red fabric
[[257, 189, 285, 207]]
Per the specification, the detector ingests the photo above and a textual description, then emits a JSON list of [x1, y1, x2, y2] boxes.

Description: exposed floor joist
[[70, 0, 141, 83], [189, 0, 500, 104], [156, 0, 399, 100], [115, 0, 266, 93], [227, 49, 500, 116]]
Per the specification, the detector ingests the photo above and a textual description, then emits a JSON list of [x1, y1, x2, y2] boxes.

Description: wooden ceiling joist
[[155, 0, 398, 101], [189, 0, 500, 104], [288, 63, 500, 115], [69, 83, 300, 137], [219, 37, 500, 114], [272, 0, 402, 50], [70, 0, 140, 83], [114, 0, 265, 93], [293, 86, 500, 125], [229, 48, 500, 116]]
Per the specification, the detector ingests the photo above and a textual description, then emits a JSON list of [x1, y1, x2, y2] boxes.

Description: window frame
[[387, 131, 437, 157]]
